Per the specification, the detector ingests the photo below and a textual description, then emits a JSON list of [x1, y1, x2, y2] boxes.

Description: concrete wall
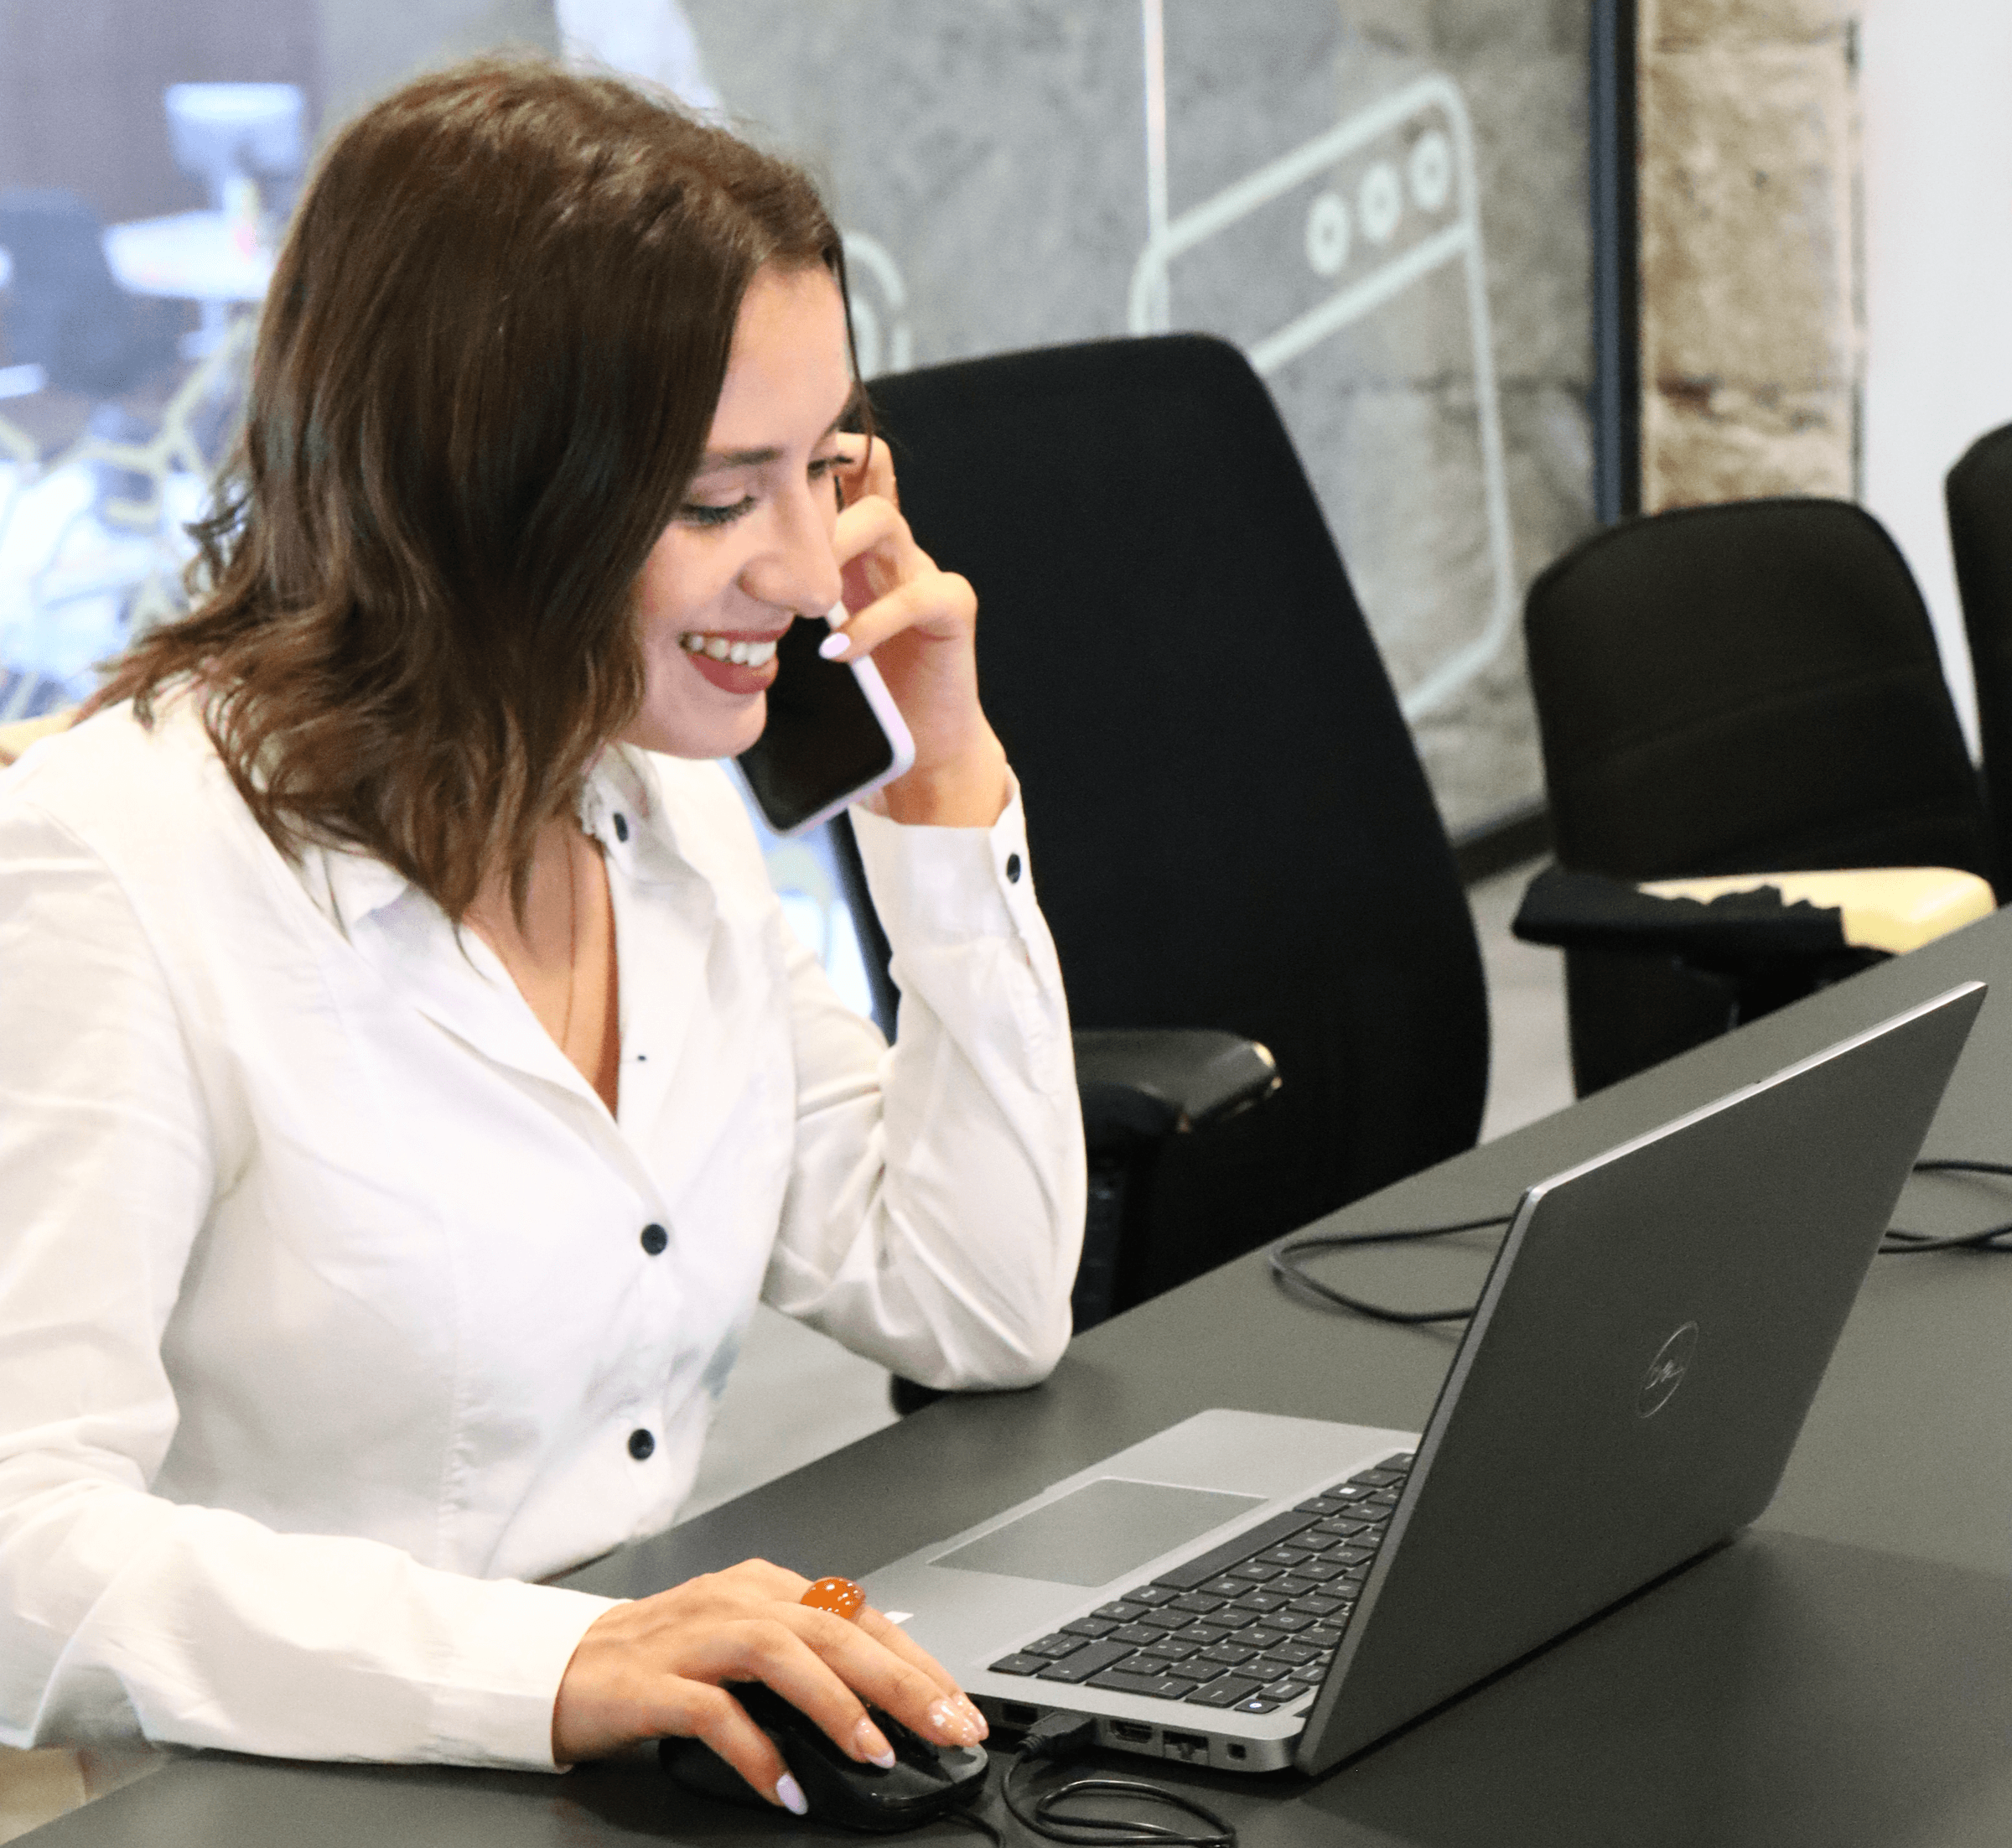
[[665, 0, 1595, 835], [1636, 0, 1860, 511]]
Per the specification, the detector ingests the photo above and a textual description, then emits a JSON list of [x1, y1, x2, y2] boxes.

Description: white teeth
[[681, 632, 778, 667]]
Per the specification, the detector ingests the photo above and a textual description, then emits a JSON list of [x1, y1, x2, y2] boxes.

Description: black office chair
[[1520, 497, 1994, 1095], [838, 334, 1489, 1362], [0, 189, 176, 397], [1946, 421, 2012, 885]]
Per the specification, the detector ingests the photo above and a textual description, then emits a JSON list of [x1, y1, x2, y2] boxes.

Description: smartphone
[[734, 606, 915, 836]]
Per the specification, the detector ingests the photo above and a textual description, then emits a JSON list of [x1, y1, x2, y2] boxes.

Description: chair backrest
[[0, 188, 156, 397], [1526, 497, 1991, 885], [1524, 496, 1993, 1095], [1946, 421, 2012, 885], [858, 335, 1488, 1299]]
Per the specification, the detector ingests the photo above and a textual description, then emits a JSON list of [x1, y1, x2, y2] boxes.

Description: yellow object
[[0, 708, 77, 769], [1639, 867, 1996, 955]]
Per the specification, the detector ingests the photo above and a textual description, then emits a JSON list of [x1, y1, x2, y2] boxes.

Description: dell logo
[[1637, 1321, 1698, 1419]]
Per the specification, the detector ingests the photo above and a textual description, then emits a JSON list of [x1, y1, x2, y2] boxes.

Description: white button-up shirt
[[0, 697, 1083, 1771]]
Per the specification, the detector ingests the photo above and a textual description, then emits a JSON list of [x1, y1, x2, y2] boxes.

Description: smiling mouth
[[679, 631, 780, 667]]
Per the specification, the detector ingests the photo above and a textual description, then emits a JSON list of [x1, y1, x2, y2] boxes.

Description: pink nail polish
[[818, 632, 849, 661], [855, 1717, 896, 1768], [776, 1773, 809, 1814], [927, 1697, 981, 1745]]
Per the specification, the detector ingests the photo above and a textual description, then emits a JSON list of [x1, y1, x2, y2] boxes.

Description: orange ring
[[800, 1575, 867, 1620]]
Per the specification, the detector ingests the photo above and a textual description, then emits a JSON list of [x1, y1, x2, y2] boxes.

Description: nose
[[740, 477, 843, 618]]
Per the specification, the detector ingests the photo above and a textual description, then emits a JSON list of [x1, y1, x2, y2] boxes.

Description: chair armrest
[[1511, 864, 1994, 969], [1639, 867, 1994, 953], [1075, 1028, 1280, 1147]]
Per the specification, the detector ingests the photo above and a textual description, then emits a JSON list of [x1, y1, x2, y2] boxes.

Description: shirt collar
[[303, 745, 683, 934]]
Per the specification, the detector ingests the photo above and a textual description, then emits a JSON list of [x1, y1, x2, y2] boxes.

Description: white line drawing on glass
[[1130, 6, 1515, 722], [842, 231, 914, 379]]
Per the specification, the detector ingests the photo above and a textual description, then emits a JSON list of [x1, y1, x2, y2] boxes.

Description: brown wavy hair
[[98, 58, 851, 921]]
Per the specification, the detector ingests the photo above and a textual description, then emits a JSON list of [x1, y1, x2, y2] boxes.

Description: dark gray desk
[[34, 912, 2012, 1845]]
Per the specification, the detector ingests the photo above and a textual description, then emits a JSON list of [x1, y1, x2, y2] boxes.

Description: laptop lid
[[1296, 980, 1985, 1774]]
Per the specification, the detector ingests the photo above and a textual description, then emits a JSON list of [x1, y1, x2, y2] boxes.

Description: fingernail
[[927, 1697, 983, 1746], [854, 1717, 896, 1768], [824, 599, 851, 629], [775, 1773, 809, 1815], [817, 632, 849, 661], [960, 1697, 990, 1741]]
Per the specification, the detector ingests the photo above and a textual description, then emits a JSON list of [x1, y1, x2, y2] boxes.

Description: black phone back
[[736, 616, 899, 834]]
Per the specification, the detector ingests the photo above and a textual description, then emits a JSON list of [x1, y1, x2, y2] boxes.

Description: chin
[[623, 694, 768, 760]]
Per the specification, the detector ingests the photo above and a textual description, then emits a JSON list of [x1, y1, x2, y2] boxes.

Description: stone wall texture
[[1638, 0, 1861, 509]]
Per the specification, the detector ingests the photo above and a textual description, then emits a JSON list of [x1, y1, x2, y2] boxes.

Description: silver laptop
[[865, 982, 1984, 1775]]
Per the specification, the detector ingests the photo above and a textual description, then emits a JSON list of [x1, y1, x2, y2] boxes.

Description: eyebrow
[[693, 382, 865, 475]]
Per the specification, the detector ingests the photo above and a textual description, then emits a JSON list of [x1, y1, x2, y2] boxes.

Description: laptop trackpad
[[931, 1478, 1263, 1587]]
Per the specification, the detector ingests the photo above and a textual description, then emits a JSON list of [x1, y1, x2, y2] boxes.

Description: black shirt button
[[613, 812, 630, 843], [628, 1428, 656, 1461], [1005, 852, 1023, 884], [640, 1222, 668, 1256]]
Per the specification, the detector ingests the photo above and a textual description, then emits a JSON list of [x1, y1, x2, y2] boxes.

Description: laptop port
[[1226, 1743, 1247, 1762], [1163, 1731, 1210, 1765], [1108, 1721, 1154, 1745], [1002, 1703, 1040, 1729]]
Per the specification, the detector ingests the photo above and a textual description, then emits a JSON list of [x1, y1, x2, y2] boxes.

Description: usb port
[[1002, 1703, 1040, 1728], [1109, 1721, 1154, 1745], [1163, 1731, 1210, 1765]]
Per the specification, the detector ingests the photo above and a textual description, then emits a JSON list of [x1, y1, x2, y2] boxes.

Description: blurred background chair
[[1945, 419, 2012, 886], [840, 333, 1489, 1365], [0, 190, 177, 399], [1520, 496, 1994, 1096]]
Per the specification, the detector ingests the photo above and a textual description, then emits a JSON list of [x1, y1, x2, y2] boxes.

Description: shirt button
[[628, 1428, 656, 1461], [613, 812, 630, 843], [640, 1222, 668, 1256], [1005, 852, 1023, 884]]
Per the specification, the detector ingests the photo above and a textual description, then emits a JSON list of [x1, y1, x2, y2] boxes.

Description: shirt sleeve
[[760, 785, 1087, 1390], [0, 801, 612, 1767]]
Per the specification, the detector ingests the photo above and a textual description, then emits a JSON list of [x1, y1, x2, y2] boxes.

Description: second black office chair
[[1524, 497, 1993, 1094], [838, 334, 1489, 1326], [1946, 420, 2012, 884]]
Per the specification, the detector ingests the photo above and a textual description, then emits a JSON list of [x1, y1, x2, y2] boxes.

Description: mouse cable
[[997, 1712, 1236, 1848], [1270, 1156, 2012, 1325]]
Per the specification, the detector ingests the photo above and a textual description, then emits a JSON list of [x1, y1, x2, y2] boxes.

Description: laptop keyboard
[[987, 1456, 1413, 1717]]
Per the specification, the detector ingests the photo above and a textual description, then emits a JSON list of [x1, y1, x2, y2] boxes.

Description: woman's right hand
[[549, 1559, 988, 1808]]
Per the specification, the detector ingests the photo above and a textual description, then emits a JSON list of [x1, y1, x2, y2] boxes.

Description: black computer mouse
[[660, 1681, 990, 1833]]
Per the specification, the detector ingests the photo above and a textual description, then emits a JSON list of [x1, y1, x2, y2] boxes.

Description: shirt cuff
[[849, 780, 1040, 949], [428, 1579, 617, 1771]]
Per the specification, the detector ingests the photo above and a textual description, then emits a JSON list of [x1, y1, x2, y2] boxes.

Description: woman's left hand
[[825, 435, 1010, 828]]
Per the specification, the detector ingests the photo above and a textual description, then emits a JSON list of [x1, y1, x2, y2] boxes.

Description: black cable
[[946, 1803, 1005, 1847], [998, 1714, 1236, 1848], [1273, 1157, 2012, 1324], [1268, 1215, 1512, 1326], [1880, 1157, 2012, 1254]]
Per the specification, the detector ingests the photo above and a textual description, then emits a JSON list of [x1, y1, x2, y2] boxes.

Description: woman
[[0, 60, 1083, 1809]]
